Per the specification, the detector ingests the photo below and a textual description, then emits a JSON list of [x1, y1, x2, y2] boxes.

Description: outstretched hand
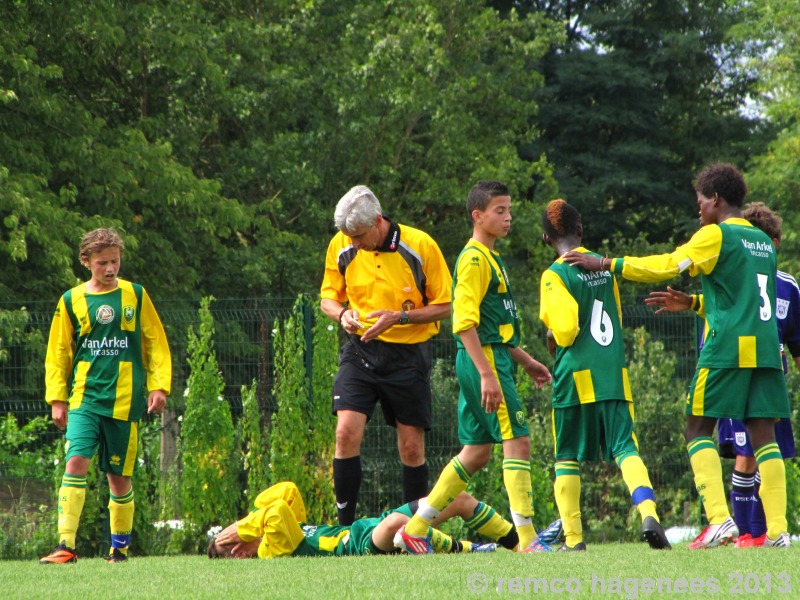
[[561, 251, 605, 272], [644, 286, 693, 315]]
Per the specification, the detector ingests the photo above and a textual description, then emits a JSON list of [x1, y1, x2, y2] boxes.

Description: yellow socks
[[687, 437, 729, 524], [464, 501, 513, 540], [554, 461, 582, 547], [617, 453, 658, 521], [755, 443, 787, 539], [405, 457, 470, 536], [58, 474, 87, 549], [109, 487, 135, 554], [503, 458, 535, 548]]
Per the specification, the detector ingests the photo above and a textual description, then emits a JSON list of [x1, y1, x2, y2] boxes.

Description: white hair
[[334, 185, 382, 233]]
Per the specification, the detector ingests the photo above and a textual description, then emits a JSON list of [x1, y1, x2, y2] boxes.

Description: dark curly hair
[[693, 163, 747, 207]]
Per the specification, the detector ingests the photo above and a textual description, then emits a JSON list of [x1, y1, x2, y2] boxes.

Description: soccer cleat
[[39, 542, 78, 564], [519, 537, 554, 553], [763, 533, 791, 548], [733, 533, 752, 548], [687, 517, 738, 549], [641, 516, 671, 550], [537, 518, 564, 545], [469, 542, 498, 553], [558, 541, 587, 552], [393, 525, 434, 555], [103, 548, 129, 563]]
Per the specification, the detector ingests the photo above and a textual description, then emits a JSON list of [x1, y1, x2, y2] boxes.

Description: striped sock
[[755, 443, 787, 540], [405, 456, 471, 536], [554, 461, 582, 547], [687, 437, 729, 524], [58, 474, 87, 549], [109, 487, 135, 553], [503, 458, 535, 548]]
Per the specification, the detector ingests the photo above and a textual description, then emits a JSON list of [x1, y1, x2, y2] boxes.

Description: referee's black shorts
[[332, 338, 432, 430]]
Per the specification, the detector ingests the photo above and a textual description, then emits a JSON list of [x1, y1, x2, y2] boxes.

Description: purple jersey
[[718, 269, 799, 458], [776, 270, 800, 372]]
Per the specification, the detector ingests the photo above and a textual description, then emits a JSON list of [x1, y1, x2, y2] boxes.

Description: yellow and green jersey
[[45, 279, 172, 422], [611, 218, 782, 370], [540, 248, 631, 408], [451, 239, 520, 348], [238, 482, 410, 558]]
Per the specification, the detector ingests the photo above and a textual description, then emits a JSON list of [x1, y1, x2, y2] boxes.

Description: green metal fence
[[1, 294, 701, 527]]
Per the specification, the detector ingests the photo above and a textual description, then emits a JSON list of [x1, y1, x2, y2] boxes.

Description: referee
[[320, 185, 452, 525]]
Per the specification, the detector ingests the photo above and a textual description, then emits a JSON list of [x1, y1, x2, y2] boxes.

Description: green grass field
[[2, 542, 797, 599]]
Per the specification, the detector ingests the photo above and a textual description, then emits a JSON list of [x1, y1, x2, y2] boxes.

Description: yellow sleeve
[[539, 268, 579, 347], [253, 482, 307, 523], [44, 296, 75, 404], [451, 247, 490, 335], [618, 225, 722, 282], [140, 288, 172, 395], [421, 237, 453, 306], [236, 499, 306, 559], [320, 235, 348, 303]]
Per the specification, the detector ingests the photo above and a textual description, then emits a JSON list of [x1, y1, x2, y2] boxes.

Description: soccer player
[[538, 199, 671, 552], [207, 481, 522, 558], [320, 185, 452, 525], [646, 202, 799, 548], [40, 228, 172, 564], [563, 163, 791, 549], [394, 180, 552, 554]]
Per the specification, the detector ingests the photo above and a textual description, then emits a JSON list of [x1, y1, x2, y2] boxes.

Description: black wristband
[[338, 307, 348, 325]]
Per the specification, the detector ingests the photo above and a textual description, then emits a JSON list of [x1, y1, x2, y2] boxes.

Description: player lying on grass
[[207, 481, 563, 558]]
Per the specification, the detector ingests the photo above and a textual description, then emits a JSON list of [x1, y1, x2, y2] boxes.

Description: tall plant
[[270, 296, 337, 523], [180, 297, 238, 539]]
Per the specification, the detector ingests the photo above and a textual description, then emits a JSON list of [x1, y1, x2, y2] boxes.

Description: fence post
[[301, 293, 314, 403]]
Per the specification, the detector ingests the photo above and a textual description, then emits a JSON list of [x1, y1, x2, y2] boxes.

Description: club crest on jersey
[[96, 305, 115, 324], [123, 305, 135, 323], [735, 432, 747, 447], [516, 411, 525, 425], [402, 299, 415, 311], [777, 298, 789, 320]]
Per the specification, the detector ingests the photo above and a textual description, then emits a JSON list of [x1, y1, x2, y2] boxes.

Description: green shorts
[[686, 367, 790, 419], [65, 408, 139, 476], [347, 503, 414, 556], [456, 345, 529, 445], [553, 400, 639, 462]]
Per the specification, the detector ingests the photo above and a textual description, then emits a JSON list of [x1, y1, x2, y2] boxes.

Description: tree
[[506, 0, 774, 249], [737, 0, 800, 277]]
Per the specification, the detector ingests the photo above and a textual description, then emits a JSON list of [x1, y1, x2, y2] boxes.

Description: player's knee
[[398, 443, 425, 465]]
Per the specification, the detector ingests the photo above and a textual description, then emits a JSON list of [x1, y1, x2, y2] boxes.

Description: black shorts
[[332, 338, 432, 430]]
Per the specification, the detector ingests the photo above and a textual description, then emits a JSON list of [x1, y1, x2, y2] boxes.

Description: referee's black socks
[[333, 456, 362, 526], [402, 462, 429, 503]]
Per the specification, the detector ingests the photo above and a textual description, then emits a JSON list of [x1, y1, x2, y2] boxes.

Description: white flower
[[183, 387, 190, 398], [327, 324, 334, 331], [178, 415, 183, 422]]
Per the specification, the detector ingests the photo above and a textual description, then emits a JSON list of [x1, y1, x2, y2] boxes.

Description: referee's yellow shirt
[[320, 220, 452, 344]]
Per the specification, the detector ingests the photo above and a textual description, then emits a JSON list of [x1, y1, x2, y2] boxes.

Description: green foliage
[[0, 414, 57, 559], [521, 0, 771, 250], [269, 296, 337, 523], [239, 380, 270, 506], [626, 327, 695, 527], [179, 297, 238, 541]]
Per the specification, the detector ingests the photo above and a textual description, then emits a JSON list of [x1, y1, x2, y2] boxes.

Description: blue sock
[[749, 472, 767, 538], [730, 469, 755, 536]]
